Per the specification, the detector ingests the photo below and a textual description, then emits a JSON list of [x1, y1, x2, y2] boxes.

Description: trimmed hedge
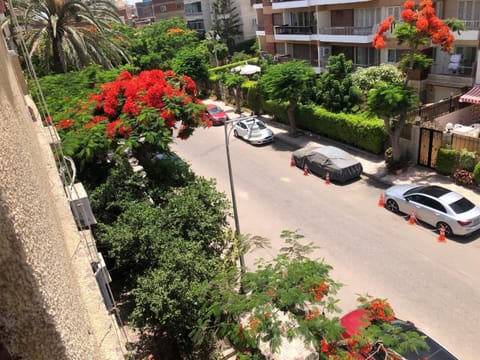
[[262, 100, 387, 154], [436, 148, 458, 175]]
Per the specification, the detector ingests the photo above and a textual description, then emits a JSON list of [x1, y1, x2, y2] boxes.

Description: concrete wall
[[0, 32, 123, 359]]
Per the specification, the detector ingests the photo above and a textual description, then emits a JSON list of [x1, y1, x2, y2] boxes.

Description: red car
[[206, 104, 229, 125]]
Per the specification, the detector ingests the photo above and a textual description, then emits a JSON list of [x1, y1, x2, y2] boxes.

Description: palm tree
[[13, 0, 130, 73]]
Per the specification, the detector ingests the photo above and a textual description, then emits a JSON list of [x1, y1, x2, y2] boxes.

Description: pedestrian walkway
[[204, 98, 480, 205]]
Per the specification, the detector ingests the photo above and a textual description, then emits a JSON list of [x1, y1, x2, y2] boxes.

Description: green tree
[[172, 48, 210, 91], [351, 64, 404, 97], [221, 72, 245, 113], [370, 0, 458, 162], [138, 18, 200, 69], [193, 232, 428, 359], [259, 60, 316, 134], [13, 0, 129, 73], [212, 0, 242, 51], [316, 54, 362, 113]]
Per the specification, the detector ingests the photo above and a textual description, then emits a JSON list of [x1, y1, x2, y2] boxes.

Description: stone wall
[[0, 33, 123, 359]]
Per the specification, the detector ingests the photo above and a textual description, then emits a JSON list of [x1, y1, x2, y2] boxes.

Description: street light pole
[[224, 119, 246, 277]]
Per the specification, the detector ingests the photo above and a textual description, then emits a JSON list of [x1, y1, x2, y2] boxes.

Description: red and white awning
[[459, 86, 480, 104]]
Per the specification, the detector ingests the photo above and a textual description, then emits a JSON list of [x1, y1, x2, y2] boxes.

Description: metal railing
[[275, 25, 314, 35], [318, 25, 374, 36]]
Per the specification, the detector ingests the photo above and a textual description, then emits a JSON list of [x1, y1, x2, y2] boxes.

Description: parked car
[[341, 309, 459, 360], [206, 104, 229, 125], [232, 116, 274, 145], [292, 146, 363, 183], [384, 184, 480, 236]]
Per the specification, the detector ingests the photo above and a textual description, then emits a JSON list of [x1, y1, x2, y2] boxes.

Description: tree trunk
[[287, 100, 297, 135], [52, 35, 65, 73], [235, 86, 242, 114], [383, 113, 406, 163]]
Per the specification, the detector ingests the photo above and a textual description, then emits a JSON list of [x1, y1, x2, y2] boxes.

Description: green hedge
[[436, 148, 458, 175], [262, 100, 387, 154]]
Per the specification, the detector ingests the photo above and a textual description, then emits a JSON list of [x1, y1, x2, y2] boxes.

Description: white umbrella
[[233, 64, 261, 75]]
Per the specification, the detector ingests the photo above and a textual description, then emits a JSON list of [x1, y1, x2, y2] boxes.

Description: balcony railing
[[318, 26, 374, 35], [430, 63, 474, 77], [251, 0, 263, 4], [459, 20, 480, 31], [275, 25, 314, 35]]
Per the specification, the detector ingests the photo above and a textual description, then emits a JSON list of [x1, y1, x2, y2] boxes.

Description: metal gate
[[418, 127, 443, 168]]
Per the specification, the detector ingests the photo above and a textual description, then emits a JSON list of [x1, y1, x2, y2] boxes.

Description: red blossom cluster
[[167, 28, 184, 35], [373, 0, 454, 52], [307, 280, 329, 301], [55, 119, 74, 129], [83, 70, 205, 140], [305, 310, 321, 321], [365, 299, 395, 322]]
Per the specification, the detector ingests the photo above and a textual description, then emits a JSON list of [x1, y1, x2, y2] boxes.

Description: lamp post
[[224, 118, 246, 278]]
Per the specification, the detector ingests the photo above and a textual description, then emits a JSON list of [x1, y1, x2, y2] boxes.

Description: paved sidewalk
[[204, 98, 480, 205]]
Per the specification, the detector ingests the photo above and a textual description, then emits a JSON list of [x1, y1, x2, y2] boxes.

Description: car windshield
[[247, 120, 266, 130], [209, 107, 222, 114], [449, 197, 476, 214]]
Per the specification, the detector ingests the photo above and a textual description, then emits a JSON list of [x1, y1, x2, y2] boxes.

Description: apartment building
[[253, 0, 480, 103], [184, 0, 257, 41]]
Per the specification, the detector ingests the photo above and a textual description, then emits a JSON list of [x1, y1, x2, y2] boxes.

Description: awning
[[459, 86, 480, 104]]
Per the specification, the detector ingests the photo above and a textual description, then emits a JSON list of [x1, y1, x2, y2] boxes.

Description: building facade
[[253, 0, 480, 103]]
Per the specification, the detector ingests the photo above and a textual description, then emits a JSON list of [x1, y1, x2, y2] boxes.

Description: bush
[[436, 148, 457, 175], [245, 81, 264, 114], [457, 149, 477, 172], [262, 101, 387, 154], [473, 162, 480, 185]]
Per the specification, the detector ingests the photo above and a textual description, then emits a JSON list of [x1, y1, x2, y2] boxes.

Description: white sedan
[[232, 116, 274, 145]]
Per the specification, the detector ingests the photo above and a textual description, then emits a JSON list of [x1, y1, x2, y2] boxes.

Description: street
[[172, 123, 480, 359]]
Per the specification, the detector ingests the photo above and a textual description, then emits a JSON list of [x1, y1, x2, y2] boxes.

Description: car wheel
[[437, 222, 453, 237], [385, 199, 399, 213], [234, 130, 239, 138]]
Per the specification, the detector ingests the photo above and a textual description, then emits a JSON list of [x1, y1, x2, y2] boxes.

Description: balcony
[[316, 25, 375, 43], [453, 20, 480, 41], [274, 25, 314, 41], [272, 0, 372, 10]]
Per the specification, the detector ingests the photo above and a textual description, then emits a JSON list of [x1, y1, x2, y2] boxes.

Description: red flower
[[378, 16, 394, 34], [55, 119, 74, 129], [416, 16, 429, 32], [373, 33, 386, 50], [401, 9, 416, 22], [105, 119, 122, 138], [44, 116, 52, 124], [118, 124, 132, 138], [403, 0, 415, 9]]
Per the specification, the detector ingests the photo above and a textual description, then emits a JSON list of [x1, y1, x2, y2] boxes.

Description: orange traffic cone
[[290, 155, 295, 167], [378, 193, 385, 207], [437, 225, 446, 243], [408, 210, 416, 225], [303, 164, 309, 176], [325, 172, 331, 185]]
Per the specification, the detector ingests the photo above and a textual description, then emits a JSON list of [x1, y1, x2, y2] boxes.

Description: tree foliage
[[137, 18, 201, 69], [259, 60, 316, 134], [172, 48, 210, 83], [212, 0, 242, 51], [352, 64, 403, 96], [12, 0, 129, 74], [369, 0, 457, 162], [316, 54, 362, 113], [52, 69, 208, 169]]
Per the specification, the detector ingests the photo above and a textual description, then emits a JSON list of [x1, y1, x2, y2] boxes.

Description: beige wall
[[0, 33, 123, 359]]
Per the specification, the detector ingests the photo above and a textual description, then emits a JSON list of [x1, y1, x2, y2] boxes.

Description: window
[[274, 43, 285, 55], [386, 6, 401, 21], [458, 0, 480, 20], [185, 2, 201, 15], [406, 195, 446, 213], [187, 20, 204, 31], [292, 44, 310, 59], [273, 13, 283, 26], [354, 47, 378, 67], [288, 12, 310, 26], [354, 8, 381, 27], [387, 49, 403, 63]]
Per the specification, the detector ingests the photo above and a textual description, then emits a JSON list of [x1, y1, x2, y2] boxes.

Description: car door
[[237, 122, 248, 138], [405, 194, 447, 227]]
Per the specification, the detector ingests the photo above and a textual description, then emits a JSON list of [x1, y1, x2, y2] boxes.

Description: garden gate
[[418, 127, 442, 168]]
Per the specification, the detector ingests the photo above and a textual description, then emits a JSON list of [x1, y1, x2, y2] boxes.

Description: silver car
[[384, 184, 480, 236], [233, 116, 274, 145]]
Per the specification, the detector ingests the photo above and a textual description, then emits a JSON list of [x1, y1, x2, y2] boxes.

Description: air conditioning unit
[[320, 46, 331, 58], [160, 5, 166, 12], [94, 252, 114, 312], [65, 182, 97, 229]]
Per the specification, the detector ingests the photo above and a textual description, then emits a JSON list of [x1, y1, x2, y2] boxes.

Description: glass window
[[458, 0, 480, 20], [293, 44, 310, 59], [450, 197, 476, 214], [387, 6, 401, 21], [387, 49, 403, 63], [274, 43, 285, 55], [354, 8, 381, 27], [185, 2, 201, 14], [273, 13, 283, 26]]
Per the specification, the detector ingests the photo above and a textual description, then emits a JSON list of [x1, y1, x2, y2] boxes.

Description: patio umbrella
[[233, 64, 261, 75]]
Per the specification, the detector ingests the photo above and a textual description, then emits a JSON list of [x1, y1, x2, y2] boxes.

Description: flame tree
[[368, 0, 457, 163]]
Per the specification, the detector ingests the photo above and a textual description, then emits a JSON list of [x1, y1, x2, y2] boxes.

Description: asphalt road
[[172, 125, 480, 359]]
